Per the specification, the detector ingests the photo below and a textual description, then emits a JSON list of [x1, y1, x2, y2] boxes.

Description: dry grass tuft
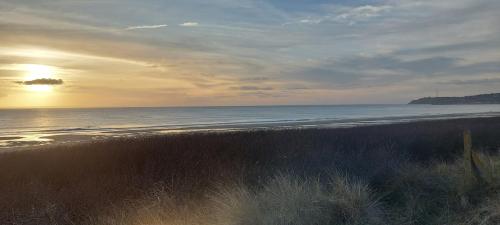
[[211, 174, 384, 225], [91, 184, 208, 225]]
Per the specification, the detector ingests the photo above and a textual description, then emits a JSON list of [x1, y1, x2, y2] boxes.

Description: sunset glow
[[2, 2, 500, 224], [0, 0, 499, 108], [23, 64, 56, 92]]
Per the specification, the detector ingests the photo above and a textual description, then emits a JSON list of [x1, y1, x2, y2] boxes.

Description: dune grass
[[93, 156, 500, 225], [90, 156, 500, 225], [210, 174, 384, 225], [1, 117, 500, 224]]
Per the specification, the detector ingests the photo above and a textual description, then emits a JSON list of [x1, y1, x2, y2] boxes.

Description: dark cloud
[[396, 39, 500, 56], [441, 78, 500, 85], [293, 55, 462, 86], [292, 49, 500, 88], [239, 77, 270, 82], [232, 85, 274, 91], [238, 91, 286, 98], [297, 67, 361, 85], [16, 78, 64, 85], [452, 61, 500, 75], [283, 84, 312, 90], [333, 56, 461, 74]]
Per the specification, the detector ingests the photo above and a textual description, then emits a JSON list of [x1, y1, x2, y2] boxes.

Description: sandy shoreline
[[3, 113, 500, 152]]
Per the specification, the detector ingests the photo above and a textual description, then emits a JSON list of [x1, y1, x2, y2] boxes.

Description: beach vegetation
[[1, 117, 500, 224]]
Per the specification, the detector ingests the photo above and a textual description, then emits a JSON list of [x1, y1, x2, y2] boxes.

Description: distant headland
[[409, 93, 500, 105]]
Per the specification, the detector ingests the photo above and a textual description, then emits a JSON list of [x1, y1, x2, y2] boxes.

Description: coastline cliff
[[409, 93, 500, 105]]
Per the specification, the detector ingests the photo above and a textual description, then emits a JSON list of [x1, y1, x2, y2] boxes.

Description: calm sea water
[[2, 104, 500, 149]]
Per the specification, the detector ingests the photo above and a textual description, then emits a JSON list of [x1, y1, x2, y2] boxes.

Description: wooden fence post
[[463, 129, 492, 185], [463, 129, 473, 183]]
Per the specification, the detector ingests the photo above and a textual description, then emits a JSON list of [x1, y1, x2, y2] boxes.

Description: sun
[[22, 64, 57, 92], [24, 64, 55, 80]]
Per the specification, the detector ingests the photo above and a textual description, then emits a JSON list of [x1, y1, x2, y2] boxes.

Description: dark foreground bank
[[2, 117, 500, 225]]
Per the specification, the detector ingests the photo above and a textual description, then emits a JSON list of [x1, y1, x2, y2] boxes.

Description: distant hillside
[[409, 93, 500, 105]]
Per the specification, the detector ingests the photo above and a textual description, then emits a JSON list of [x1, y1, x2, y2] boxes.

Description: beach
[[2, 116, 500, 224], [3, 104, 500, 150], [3, 0, 500, 224]]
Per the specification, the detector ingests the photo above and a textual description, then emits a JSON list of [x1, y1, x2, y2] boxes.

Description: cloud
[[125, 24, 168, 30], [290, 53, 500, 89], [289, 42, 500, 92], [396, 39, 500, 56], [451, 61, 500, 75], [179, 22, 199, 27], [232, 85, 274, 91], [296, 4, 393, 25], [1, 0, 500, 106], [240, 77, 270, 82], [441, 78, 500, 85], [16, 78, 64, 85], [335, 5, 393, 23], [298, 19, 322, 25]]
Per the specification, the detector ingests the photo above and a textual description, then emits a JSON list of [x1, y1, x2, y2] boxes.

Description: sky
[[0, 0, 499, 108]]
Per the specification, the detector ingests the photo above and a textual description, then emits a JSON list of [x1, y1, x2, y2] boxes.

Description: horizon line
[[0, 103, 408, 110]]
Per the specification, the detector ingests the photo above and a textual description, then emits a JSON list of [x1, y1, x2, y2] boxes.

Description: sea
[[2, 104, 500, 149]]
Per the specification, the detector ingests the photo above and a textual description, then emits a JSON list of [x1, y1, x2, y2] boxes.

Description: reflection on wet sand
[[0, 133, 100, 149], [0, 134, 53, 148], [3, 111, 500, 151]]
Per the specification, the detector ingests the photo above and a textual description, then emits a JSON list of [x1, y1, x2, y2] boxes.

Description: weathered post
[[463, 129, 473, 183], [463, 129, 492, 184], [462, 129, 493, 207]]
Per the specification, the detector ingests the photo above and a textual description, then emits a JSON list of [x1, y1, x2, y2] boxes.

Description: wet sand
[[2, 115, 500, 152]]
